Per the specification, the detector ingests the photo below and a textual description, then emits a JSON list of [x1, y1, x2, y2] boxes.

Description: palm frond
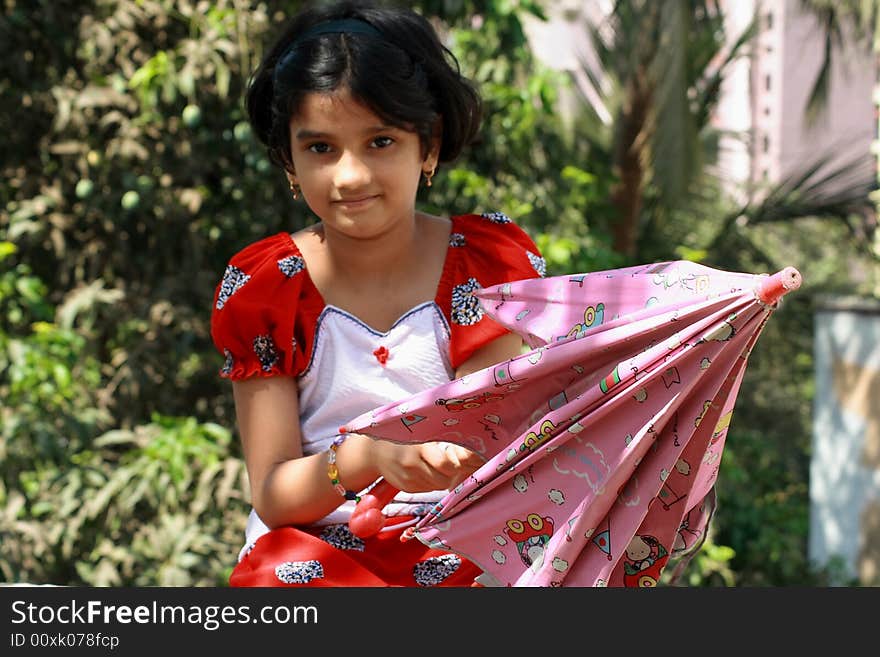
[[710, 152, 876, 254], [651, 0, 698, 208]]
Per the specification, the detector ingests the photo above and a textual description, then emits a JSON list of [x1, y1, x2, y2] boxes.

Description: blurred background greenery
[[1, 0, 877, 586]]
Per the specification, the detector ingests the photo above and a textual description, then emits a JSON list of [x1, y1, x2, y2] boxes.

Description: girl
[[210, 0, 546, 587]]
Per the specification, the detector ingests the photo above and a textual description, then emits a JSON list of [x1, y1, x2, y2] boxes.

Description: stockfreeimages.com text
[[10, 599, 317, 631]]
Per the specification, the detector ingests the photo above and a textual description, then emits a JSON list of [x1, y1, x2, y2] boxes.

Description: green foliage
[[2, 413, 248, 586], [0, 238, 248, 585], [0, 243, 107, 478], [662, 537, 737, 587]]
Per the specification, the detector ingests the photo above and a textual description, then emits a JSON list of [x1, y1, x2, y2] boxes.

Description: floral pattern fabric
[[277, 255, 305, 278], [215, 265, 250, 310], [450, 277, 484, 326]]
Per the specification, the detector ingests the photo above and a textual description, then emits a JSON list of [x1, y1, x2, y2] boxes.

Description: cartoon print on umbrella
[[622, 534, 669, 588], [505, 513, 555, 567]]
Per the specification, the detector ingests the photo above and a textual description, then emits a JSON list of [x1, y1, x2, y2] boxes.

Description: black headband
[[273, 18, 385, 90]]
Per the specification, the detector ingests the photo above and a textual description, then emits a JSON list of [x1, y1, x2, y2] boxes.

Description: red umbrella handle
[[756, 267, 802, 305], [349, 479, 399, 538]]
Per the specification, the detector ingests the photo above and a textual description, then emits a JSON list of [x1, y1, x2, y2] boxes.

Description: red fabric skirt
[[230, 517, 483, 587]]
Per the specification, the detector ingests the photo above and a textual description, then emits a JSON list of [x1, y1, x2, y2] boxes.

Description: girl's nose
[[333, 150, 371, 189]]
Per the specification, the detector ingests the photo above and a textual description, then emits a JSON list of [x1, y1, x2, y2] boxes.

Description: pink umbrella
[[341, 261, 802, 587]]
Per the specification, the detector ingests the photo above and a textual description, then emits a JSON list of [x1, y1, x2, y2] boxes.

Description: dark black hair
[[246, 0, 483, 173]]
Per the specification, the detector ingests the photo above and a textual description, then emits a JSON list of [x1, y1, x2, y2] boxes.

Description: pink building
[[717, 0, 876, 199], [524, 0, 877, 202]]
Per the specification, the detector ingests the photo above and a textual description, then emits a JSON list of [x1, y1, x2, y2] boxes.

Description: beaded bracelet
[[327, 434, 361, 502]]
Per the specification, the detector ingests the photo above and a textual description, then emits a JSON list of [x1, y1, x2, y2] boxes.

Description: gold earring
[[288, 178, 300, 200], [424, 167, 435, 188]]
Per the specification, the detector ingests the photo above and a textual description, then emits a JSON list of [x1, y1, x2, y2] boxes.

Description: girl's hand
[[370, 440, 483, 493]]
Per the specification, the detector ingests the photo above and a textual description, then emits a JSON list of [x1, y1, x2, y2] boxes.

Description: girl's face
[[288, 88, 439, 239]]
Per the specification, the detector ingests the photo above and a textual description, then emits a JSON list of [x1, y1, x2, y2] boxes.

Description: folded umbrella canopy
[[342, 261, 802, 587]]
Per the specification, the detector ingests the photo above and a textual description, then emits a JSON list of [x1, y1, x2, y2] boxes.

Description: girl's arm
[[233, 329, 518, 528], [232, 376, 381, 528], [455, 331, 524, 377]]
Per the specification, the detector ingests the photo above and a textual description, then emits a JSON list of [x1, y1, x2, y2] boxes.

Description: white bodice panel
[[298, 302, 454, 451]]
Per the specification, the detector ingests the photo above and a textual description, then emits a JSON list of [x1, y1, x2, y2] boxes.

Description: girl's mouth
[[334, 195, 379, 209]]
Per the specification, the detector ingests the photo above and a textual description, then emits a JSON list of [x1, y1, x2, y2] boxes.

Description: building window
[[763, 134, 770, 153], [765, 12, 774, 30], [765, 74, 772, 91]]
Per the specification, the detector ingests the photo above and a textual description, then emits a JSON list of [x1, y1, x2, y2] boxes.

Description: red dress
[[210, 213, 544, 587]]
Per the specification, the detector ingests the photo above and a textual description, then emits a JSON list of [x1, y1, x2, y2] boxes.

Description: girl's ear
[[424, 118, 443, 169], [284, 168, 301, 199]]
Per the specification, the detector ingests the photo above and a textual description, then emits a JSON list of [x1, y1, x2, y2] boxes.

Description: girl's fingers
[[430, 443, 482, 488], [383, 442, 484, 492], [420, 442, 455, 474], [437, 442, 461, 468], [448, 444, 479, 467]]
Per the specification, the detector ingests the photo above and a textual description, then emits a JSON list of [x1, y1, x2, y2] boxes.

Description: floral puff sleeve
[[210, 232, 316, 380], [438, 212, 546, 370]]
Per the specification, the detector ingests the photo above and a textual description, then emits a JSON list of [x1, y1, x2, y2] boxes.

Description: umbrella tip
[[756, 267, 802, 305]]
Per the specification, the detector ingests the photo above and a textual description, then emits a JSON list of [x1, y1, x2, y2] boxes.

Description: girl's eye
[[372, 136, 394, 148], [307, 142, 331, 154]]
